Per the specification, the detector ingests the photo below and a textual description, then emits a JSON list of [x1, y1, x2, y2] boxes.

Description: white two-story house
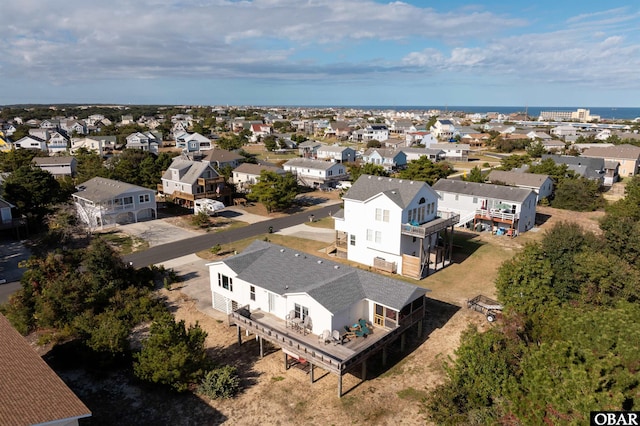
[[175, 132, 212, 153], [432, 179, 537, 234], [125, 131, 161, 154], [72, 177, 156, 229], [333, 175, 459, 279], [283, 158, 347, 187], [315, 145, 356, 163], [361, 148, 407, 171], [485, 170, 554, 203]]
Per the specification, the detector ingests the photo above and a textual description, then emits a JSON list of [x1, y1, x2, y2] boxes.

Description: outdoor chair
[[331, 329, 343, 345], [343, 325, 357, 339], [319, 329, 331, 344], [303, 316, 312, 335]]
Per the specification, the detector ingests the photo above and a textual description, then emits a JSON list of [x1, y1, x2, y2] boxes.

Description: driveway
[[116, 219, 201, 247]]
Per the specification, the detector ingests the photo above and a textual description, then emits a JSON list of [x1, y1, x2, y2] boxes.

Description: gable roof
[[0, 314, 91, 425], [581, 144, 640, 160], [486, 170, 551, 188], [284, 158, 341, 171], [73, 177, 151, 202], [432, 179, 535, 203], [203, 148, 244, 164], [344, 174, 438, 208], [162, 158, 219, 185], [232, 162, 285, 176], [218, 240, 428, 313], [363, 148, 405, 160], [32, 156, 76, 166]]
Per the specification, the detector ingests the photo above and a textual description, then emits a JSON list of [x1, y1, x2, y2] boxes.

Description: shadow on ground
[[340, 297, 460, 396]]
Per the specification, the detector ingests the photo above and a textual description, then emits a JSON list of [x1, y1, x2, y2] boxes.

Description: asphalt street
[[123, 204, 338, 267]]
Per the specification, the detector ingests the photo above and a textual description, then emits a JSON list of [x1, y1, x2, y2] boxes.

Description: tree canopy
[[397, 157, 455, 185], [246, 170, 299, 212], [424, 196, 640, 425]]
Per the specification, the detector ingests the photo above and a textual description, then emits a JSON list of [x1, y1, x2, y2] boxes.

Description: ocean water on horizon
[[332, 105, 640, 120]]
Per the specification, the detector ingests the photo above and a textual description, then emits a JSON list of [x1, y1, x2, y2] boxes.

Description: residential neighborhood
[[0, 103, 639, 424]]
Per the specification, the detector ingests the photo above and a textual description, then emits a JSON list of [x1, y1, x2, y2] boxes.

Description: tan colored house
[[580, 144, 640, 178]]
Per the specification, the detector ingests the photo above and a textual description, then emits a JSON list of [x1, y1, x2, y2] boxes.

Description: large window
[[139, 194, 150, 203], [123, 196, 133, 205], [350, 234, 356, 246], [250, 285, 255, 301], [294, 303, 308, 320], [217, 273, 233, 291]]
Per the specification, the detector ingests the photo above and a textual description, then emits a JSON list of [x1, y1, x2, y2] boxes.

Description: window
[[366, 229, 373, 241], [455, 194, 459, 201], [250, 285, 255, 301], [294, 303, 308, 320], [350, 234, 356, 246], [375, 208, 389, 222], [139, 194, 150, 203], [123, 196, 133, 205], [217, 273, 233, 291], [473, 197, 478, 204], [375, 231, 382, 244]]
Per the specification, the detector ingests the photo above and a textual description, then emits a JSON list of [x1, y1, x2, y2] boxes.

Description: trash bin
[[268, 226, 273, 233]]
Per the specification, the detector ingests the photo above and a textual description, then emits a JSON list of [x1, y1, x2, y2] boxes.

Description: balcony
[[401, 214, 460, 238], [475, 209, 518, 223]]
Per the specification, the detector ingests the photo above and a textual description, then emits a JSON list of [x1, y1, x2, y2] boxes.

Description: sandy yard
[[55, 203, 607, 425]]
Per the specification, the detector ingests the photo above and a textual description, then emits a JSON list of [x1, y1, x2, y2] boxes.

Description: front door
[[268, 292, 276, 313], [374, 303, 384, 327]]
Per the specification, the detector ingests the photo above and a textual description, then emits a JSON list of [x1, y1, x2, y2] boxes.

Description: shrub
[[198, 365, 241, 399]]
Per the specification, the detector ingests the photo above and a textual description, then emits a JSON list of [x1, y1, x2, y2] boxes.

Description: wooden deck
[[229, 306, 425, 378]]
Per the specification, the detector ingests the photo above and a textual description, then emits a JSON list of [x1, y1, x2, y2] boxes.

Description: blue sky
[[1, 0, 639, 107]]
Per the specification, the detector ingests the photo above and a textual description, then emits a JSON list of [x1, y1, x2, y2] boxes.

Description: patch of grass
[[99, 232, 149, 255], [195, 234, 328, 261], [397, 387, 428, 401], [271, 376, 285, 382], [305, 216, 334, 229]]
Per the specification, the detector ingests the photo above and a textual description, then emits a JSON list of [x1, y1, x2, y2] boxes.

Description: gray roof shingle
[[343, 175, 438, 208], [73, 177, 151, 202], [219, 240, 428, 313], [486, 170, 551, 188], [432, 179, 535, 203]]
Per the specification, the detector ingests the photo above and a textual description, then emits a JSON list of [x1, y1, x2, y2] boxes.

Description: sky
[[1, 0, 639, 107]]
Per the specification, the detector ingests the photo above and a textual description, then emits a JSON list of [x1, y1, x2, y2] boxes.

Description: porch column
[[361, 360, 367, 381], [382, 346, 388, 367], [401, 333, 406, 352], [236, 325, 242, 346], [284, 352, 289, 370], [259, 336, 264, 358], [310, 364, 314, 383], [448, 225, 454, 266], [417, 319, 423, 337], [338, 374, 343, 398]]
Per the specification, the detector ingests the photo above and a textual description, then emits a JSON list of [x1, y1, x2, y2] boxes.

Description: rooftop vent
[[334, 265, 340, 269], [294, 253, 300, 257], [317, 260, 323, 264], [280, 248, 285, 252]]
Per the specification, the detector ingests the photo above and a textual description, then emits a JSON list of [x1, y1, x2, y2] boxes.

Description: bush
[[198, 366, 241, 399]]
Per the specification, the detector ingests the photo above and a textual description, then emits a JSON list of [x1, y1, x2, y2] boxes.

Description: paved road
[[123, 204, 339, 267]]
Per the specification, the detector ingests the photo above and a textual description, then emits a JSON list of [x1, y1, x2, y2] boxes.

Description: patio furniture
[[303, 316, 312, 335], [319, 329, 331, 344], [343, 324, 358, 339], [331, 329, 344, 345], [286, 310, 296, 329], [355, 319, 370, 338]]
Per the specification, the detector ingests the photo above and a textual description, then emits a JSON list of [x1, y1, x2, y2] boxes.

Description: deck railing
[[401, 213, 460, 238], [475, 209, 518, 222]]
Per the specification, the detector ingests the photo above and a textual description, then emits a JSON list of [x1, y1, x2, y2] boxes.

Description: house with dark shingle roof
[[160, 156, 230, 207], [202, 148, 244, 169], [0, 313, 92, 425], [580, 144, 640, 178], [334, 175, 458, 279], [210, 240, 430, 396], [283, 158, 347, 187], [485, 170, 553, 202], [72, 177, 157, 229], [432, 179, 537, 234]]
